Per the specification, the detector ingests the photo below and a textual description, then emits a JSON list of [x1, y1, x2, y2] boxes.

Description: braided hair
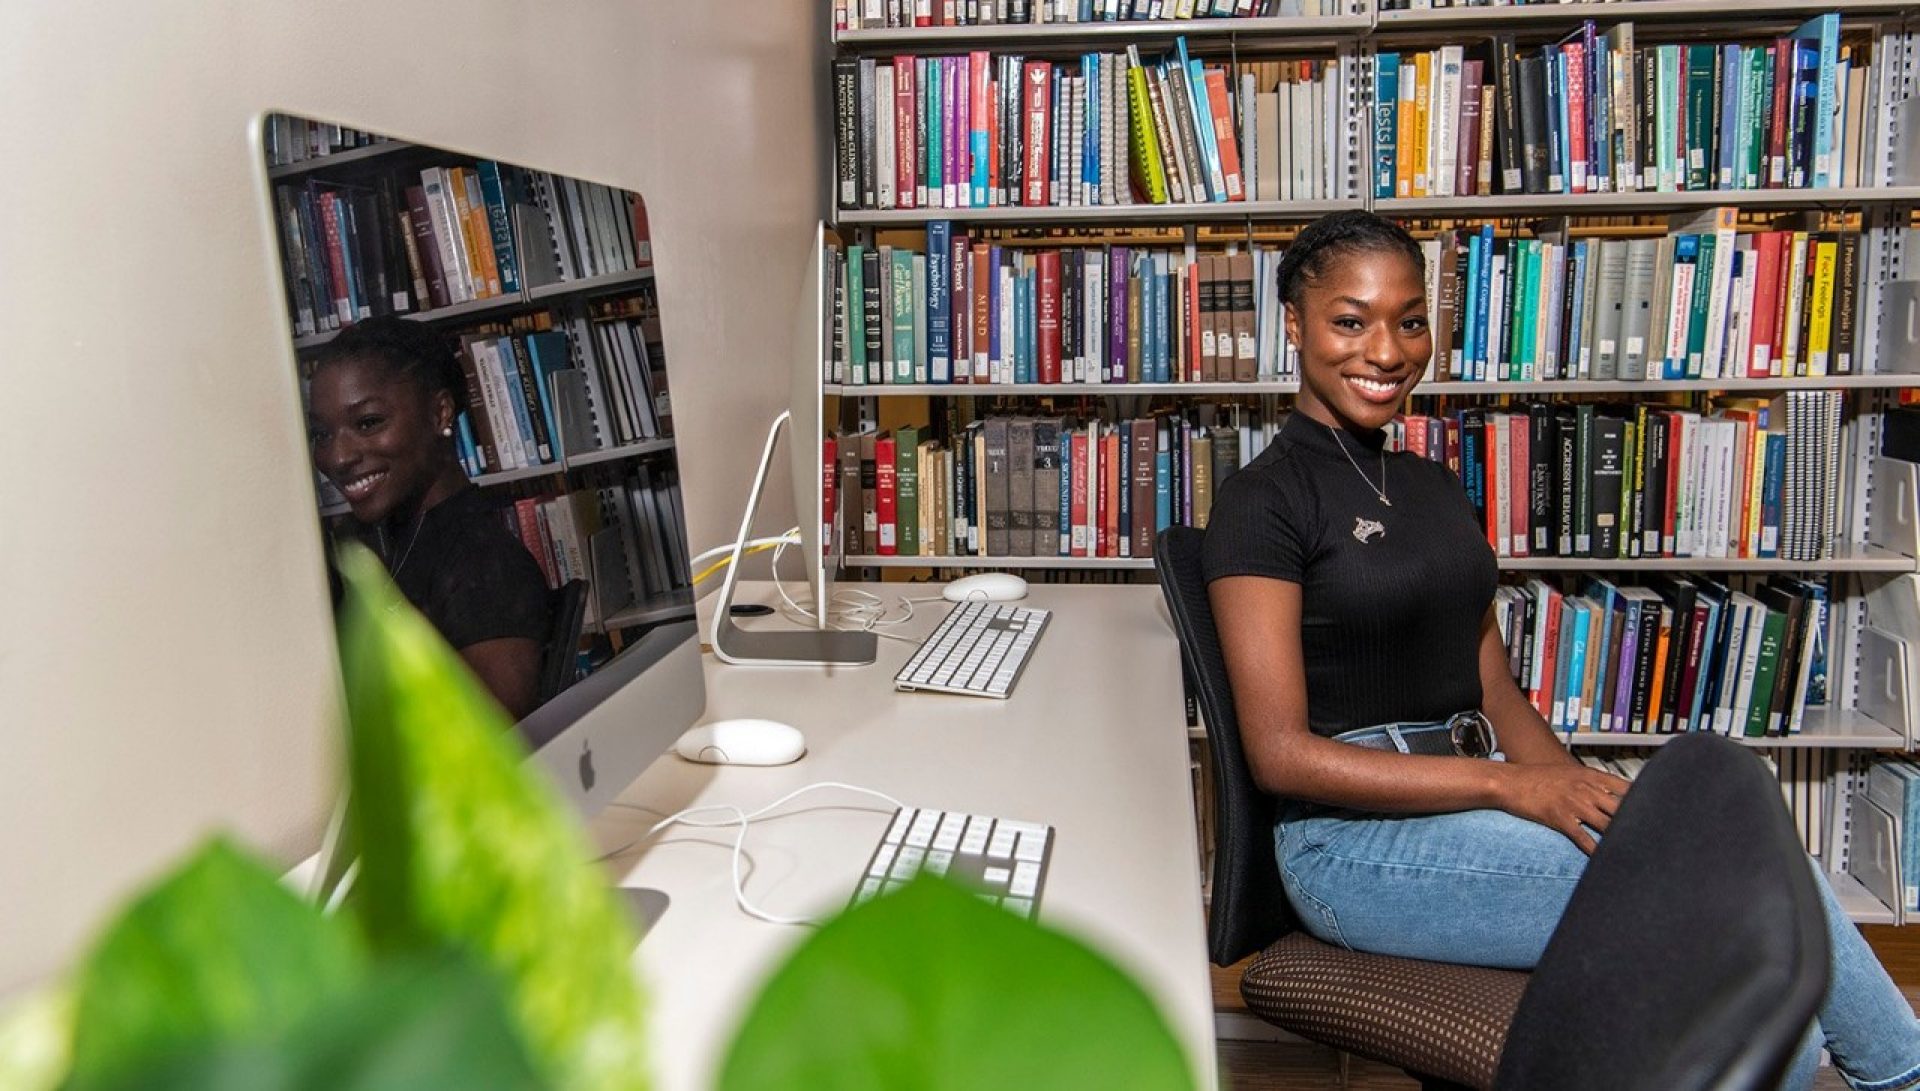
[[312, 315, 466, 407], [1277, 210, 1425, 310]]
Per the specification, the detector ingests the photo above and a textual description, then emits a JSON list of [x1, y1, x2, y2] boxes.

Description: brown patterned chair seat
[[1241, 932, 1530, 1090]]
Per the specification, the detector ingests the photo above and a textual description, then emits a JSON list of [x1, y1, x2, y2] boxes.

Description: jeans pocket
[[1277, 841, 1351, 950]]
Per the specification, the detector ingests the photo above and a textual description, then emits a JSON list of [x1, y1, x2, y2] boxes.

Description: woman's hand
[[1494, 763, 1632, 855]]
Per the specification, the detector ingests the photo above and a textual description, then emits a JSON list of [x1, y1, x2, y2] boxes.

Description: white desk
[[587, 581, 1215, 1090]]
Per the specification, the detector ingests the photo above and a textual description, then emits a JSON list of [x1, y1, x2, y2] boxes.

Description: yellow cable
[[691, 540, 784, 586]]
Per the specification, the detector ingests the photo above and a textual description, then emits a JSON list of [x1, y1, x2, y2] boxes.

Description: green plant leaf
[[719, 874, 1195, 1091], [60, 838, 364, 1090], [333, 544, 647, 1091], [74, 952, 547, 1091], [0, 986, 75, 1091]]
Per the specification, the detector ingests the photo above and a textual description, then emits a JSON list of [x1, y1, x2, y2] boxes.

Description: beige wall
[[0, 0, 826, 991]]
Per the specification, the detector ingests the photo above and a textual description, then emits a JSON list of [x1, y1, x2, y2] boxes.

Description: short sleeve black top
[[384, 486, 552, 651], [1201, 413, 1498, 737]]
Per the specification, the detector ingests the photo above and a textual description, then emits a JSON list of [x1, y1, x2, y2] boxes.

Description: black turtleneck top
[[1201, 413, 1498, 737]]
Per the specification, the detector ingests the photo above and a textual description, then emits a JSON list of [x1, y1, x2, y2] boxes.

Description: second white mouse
[[942, 572, 1029, 603], [673, 719, 807, 766]]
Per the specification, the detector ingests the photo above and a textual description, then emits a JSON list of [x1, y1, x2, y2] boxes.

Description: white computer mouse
[[673, 719, 807, 766], [942, 572, 1029, 602]]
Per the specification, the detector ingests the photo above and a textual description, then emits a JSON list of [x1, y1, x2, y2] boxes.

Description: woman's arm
[[460, 637, 544, 722], [1211, 576, 1629, 852], [1475, 608, 1581, 767]]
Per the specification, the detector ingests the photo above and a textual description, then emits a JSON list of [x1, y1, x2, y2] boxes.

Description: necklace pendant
[[1381, 496, 1392, 507]]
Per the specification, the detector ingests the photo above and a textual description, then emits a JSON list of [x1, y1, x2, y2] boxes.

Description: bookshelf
[[822, 2, 1920, 923], [267, 115, 697, 642]]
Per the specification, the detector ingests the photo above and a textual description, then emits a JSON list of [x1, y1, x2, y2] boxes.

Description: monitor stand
[[710, 410, 876, 667], [618, 886, 671, 940]]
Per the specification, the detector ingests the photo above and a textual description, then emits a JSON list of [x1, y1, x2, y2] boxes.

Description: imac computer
[[264, 117, 708, 927], [708, 223, 877, 667]]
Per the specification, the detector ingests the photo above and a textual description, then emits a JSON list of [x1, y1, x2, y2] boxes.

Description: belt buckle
[[1447, 712, 1495, 759]]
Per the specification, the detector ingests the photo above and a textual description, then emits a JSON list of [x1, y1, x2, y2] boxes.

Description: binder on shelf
[[1879, 282, 1920, 375], [588, 525, 635, 635], [516, 201, 563, 292], [549, 369, 602, 459]]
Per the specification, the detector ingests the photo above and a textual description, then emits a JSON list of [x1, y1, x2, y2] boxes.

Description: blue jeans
[[1275, 793, 1920, 1090]]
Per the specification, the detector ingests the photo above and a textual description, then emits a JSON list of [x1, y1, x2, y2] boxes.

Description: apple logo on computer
[[579, 741, 596, 792]]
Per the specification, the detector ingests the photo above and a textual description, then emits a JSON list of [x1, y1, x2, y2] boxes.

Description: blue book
[[1687, 583, 1727, 731], [1014, 272, 1031, 384], [1791, 14, 1840, 187], [1155, 426, 1172, 532], [928, 59, 943, 202], [1461, 230, 1483, 376], [1173, 38, 1222, 202], [927, 221, 952, 378], [1153, 259, 1171, 383], [1666, 234, 1700, 380], [1583, 578, 1620, 731], [1760, 432, 1786, 557], [457, 414, 481, 475], [1716, 45, 1742, 188], [1058, 430, 1073, 554], [972, 67, 990, 206], [524, 331, 567, 454], [1541, 46, 1565, 193], [1566, 239, 1590, 378], [1083, 53, 1100, 204], [1374, 54, 1400, 199], [490, 338, 539, 463], [475, 161, 522, 293], [1473, 225, 1495, 379], [1562, 600, 1592, 731], [333, 196, 366, 318], [1583, 21, 1609, 192]]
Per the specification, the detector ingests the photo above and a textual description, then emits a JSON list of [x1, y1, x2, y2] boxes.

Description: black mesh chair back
[[1154, 525, 1299, 964], [537, 579, 590, 706], [1494, 733, 1830, 1091]]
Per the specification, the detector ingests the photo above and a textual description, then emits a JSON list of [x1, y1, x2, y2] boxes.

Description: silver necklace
[[1326, 423, 1390, 507], [387, 509, 427, 576]]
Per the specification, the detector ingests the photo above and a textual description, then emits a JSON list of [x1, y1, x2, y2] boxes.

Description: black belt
[[1330, 711, 1502, 760]]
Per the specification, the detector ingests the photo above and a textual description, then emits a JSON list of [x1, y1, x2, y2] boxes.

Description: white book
[[476, 338, 529, 470], [1276, 78, 1295, 200], [1710, 597, 1752, 735], [1087, 252, 1105, 383], [421, 167, 474, 303], [1433, 46, 1464, 199], [1323, 62, 1341, 199], [1240, 71, 1258, 203], [1527, 580, 1553, 695], [876, 65, 897, 210], [994, 263, 1014, 384], [1492, 413, 1513, 557], [913, 255, 931, 383], [1662, 250, 1695, 378]]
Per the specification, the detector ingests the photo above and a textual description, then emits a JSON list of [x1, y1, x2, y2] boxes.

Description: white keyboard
[[894, 600, 1051, 699], [850, 806, 1055, 920]]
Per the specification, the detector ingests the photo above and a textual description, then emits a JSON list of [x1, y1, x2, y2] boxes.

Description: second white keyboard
[[893, 600, 1051, 699]]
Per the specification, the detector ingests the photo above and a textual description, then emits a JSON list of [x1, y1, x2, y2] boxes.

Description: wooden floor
[[1212, 926, 1917, 1090]]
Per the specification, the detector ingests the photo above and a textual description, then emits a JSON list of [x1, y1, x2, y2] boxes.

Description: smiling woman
[[309, 317, 550, 719]]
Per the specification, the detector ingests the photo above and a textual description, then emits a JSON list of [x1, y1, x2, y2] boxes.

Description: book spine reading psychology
[[833, 41, 1354, 211]]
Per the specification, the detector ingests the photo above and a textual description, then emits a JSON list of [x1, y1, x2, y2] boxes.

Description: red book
[[317, 193, 352, 324], [1664, 413, 1684, 555], [1484, 417, 1502, 551], [1565, 43, 1589, 194], [822, 433, 838, 558], [875, 434, 898, 555], [1036, 250, 1062, 383], [1203, 67, 1244, 201], [404, 186, 450, 310], [1535, 586, 1563, 716], [1187, 265, 1203, 381], [1749, 232, 1785, 376], [515, 498, 559, 588], [915, 0, 930, 26], [1021, 61, 1053, 206], [1070, 430, 1090, 556], [1768, 40, 1793, 187], [1509, 413, 1529, 558], [1445, 417, 1462, 475], [1406, 415, 1430, 459], [894, 57, 917, 210], [1102, 429, 1121, 558], [970, 242, 991, 381]]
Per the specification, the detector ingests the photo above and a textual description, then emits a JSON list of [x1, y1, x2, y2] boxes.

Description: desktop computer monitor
[[257, 115, 706, 829], [708, 223, 876, 667]]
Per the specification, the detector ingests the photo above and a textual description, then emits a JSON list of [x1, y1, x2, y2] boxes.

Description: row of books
[[834, 0, 1335, 31], [496, 466, 693, 630], [827, 229, 1294, 385], [832, 40, 1351, 210], [1421, 213, 1866, 383], [263, 117, 388, 168], [272, 161, 650, 338], [1375, 17, 1875, 199], [1390, 395, 1847, 563], [1493, 573, 1831, 738], [825, 412, 1251, 559]]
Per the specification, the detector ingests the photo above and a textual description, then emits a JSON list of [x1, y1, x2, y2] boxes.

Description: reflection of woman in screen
[[308, 317, 551, 719]]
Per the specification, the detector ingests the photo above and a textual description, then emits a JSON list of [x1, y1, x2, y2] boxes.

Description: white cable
[[768, 537, 924, 643], [604, 782, 909, 927]]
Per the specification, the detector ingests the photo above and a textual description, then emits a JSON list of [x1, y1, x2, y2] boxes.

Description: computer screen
[[258, 113, 705, 814]]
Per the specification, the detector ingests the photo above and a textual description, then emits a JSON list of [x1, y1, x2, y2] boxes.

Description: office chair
[[1493, 732, 1829, 1091], [1155, 526, 1529, 1090], [537, 578, 590, 705]]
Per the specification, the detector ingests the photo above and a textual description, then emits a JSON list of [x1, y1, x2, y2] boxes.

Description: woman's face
[[1284, 246, 1431, 434], [309, 356, 454, 525]]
